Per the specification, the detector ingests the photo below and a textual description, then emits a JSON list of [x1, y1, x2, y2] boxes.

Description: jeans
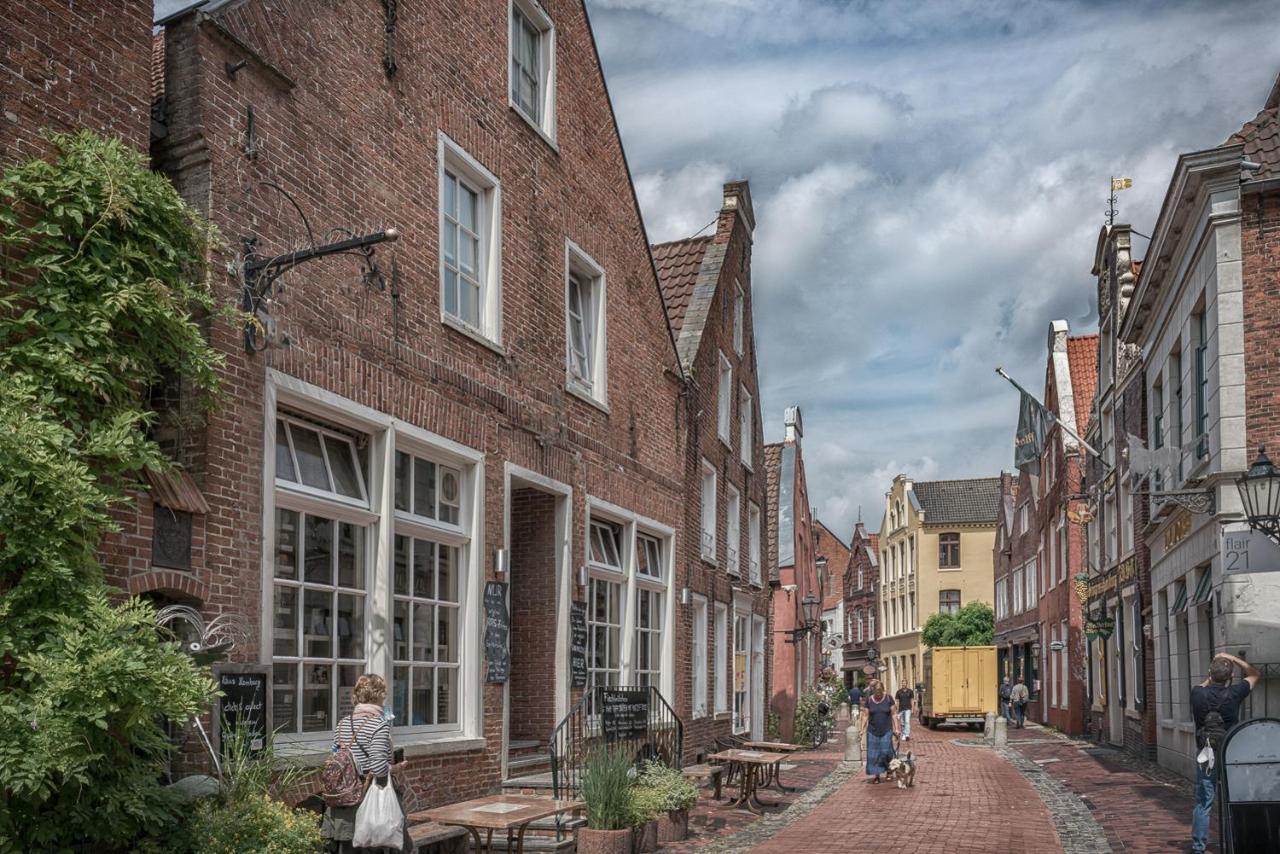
[[1002, 700, 1013, 723], [1191, 760, 1216, 853], [1013, 702, 1026, 727], [898, 709, 912, 739]]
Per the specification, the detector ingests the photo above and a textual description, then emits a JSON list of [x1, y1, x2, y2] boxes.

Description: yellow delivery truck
[[919, 645, 998, 730]]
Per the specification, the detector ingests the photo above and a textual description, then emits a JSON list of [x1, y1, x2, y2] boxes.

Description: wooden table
[[707, 749, 788, 814], [742, 742, 802, 792], [415, 794, 584, 854]]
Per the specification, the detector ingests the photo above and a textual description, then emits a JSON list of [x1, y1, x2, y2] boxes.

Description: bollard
[[836, 702, 850, 724], [983, 712, 995, 742], [993, 716, 1008, 747], [844, 725, 862, 766]]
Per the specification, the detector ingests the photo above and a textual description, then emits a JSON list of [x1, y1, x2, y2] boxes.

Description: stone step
[[507, 753, 552, 772], [507, 739, 542, 752], [501, 771, 556, 792]]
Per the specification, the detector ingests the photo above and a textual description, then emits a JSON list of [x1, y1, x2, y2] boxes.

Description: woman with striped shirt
[[321, 674, 411, 853]]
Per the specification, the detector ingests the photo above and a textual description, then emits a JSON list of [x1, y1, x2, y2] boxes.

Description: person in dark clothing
[[999, 677, 1013, 724], [1190, 653, 1259, 854], [894, 683, 914, 741], [861, 680, 900, 783], [849, 683, 864, 727]]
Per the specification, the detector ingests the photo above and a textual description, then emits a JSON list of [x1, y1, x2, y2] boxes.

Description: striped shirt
[[333, 712, 393, 778]]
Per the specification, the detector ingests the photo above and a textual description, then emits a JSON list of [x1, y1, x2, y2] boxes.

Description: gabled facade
[[89, 0, 693, 807], [815, 520, 851, 674], [993, 469, 1039, 713], [654, 181, 772, 750], [842, 521, 880, 686], [764, 407, 819, 740]]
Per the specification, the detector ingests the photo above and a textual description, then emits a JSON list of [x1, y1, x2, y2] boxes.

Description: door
[[1107, 632, 1123, 745], [751, 616, 765, 740]]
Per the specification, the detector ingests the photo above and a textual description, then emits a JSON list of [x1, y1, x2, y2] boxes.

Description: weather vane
[[1107, 176, 1132, 225]]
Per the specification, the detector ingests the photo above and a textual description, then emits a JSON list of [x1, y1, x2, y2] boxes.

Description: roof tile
[[1066, 335, 1099, 433], [911, 477, 1001, 526], [652, 236, 711, 338]]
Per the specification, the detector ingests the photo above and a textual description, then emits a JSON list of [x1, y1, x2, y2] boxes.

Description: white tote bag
[[352, 777, 405, 849]]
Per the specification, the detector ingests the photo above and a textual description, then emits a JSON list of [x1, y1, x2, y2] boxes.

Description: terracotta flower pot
[[632, 819, 659, 852], [576, 827, 633, 854], [656, 808, 689, 842]]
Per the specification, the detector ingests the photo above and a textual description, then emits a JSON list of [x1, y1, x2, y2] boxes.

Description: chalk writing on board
[[600, 688, 650, 741], [569, 602, 588, 688], [219, 670, 268, 752], [484, 581, 510, 683]]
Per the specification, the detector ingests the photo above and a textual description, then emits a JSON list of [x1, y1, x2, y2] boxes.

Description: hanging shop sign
[[1084, 557, 1137, 601], [1221, 526, 1280, 575], [1085, 617, 1115, 641]]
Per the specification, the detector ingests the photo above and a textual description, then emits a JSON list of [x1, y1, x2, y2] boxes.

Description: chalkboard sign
[[600, 688, 650, 742], [218, 669, 268, 752], [484, 581, 510, 683], [569, 602, 588, 689]]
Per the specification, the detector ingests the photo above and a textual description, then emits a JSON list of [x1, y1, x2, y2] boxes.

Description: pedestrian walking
[[861, 680, 900, 784], [895, 682, 914, 741], [849, 682, 864, 726], [321, 674, 412, 853], [1009, 677, 1029, 728], [999, 676, 1013, 724], [1190, 653, 1259, 854]]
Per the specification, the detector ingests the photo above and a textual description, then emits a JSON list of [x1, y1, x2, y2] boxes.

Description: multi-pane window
[[868, 610, 875, 639], [391, 537, 460, 728], [726, 485, 741, 576], [855, 608, 863, 642], [718, 353, 732, 443], [634, 535, 664, 690], [692, 598, 708, 718], [748, 502, 762, 585], [713, 604, 728, 713], [441, 170, 483, 330], [1152, 380, 1165, 493], [733, 612, 750, 733], [393, 450, 462, 525], [1012, 568, 1024, 613], [938, 532, 960, 568], [740, 387, 753, 467], [587, 521, 624, 703], [1194, 309, 1209, 459], [1172, 351, 1184, 481], [733, 284, 745, 355], [995, 578, 1007, 620], [1026, 556, 1038, 603], [565, 242, 606, 402], [509, 0, 555, 139], [567, 272, 595, 388], [700, 461, 717, 560]]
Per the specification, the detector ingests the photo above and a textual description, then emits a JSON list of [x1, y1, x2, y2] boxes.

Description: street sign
[[1221, 526, 1280, 575]]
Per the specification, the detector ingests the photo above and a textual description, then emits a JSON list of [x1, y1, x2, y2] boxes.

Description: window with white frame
[[855, 608, 863, 642], [1059, 619, 1069, 710], [692, 596, 708, 718], [1027, 555, 1038, 603], [439, 135, 501, 342], [995, 578, 1007, 620], [1012, 567, 1024, 613], [748, 502, 762, 585], [565, 242, 606, 402], [733, 611, 750, 733], [508, 0, 555, 140], [269, 400, 477, 740], [634, 534, 665, 690], [587, 521, 624, 704], [868, 609, 875, 639], [725, 485, 741, 576], [939, 589, 961, 615], [700, 461, 717, 561], [733, 283, 744, 355], [740, 387, 753, 467], [713, 603, 728, 713], [717, 353, 732, 443]]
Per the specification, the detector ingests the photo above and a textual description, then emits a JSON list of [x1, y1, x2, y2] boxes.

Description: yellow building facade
[[877, 476, 1000, 693]]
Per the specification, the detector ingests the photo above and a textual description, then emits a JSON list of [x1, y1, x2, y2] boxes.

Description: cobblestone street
[[660, 722, 1215, 853]]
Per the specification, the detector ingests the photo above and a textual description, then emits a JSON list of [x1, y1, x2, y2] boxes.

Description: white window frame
[[438, 132, 503, 347], [739, 386, 753, 468], [700, 460, 717, 562], [691, 595, 709, 718], [724, 484, 740, 577], [732, 605, 751, 734], [564, 239, 607, 407], [586, 518, 626, 706], [717, 352, 733, 444], [261, 370, 485, 751], [713, 603, 729, 714], [507, 0, 557, 144], [748, 501, 762, 586], [733, 282, 745, 355]]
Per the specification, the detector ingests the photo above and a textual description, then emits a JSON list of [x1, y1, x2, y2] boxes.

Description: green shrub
[[791, 673, 846, 745], [626, 760, 697, 825], [921, 601, 995, 647], [581, 749, 634, 831], [184, 792, 323, 854]]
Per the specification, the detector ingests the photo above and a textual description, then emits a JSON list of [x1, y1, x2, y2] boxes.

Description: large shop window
[[692, 597, 708, 718], [634, 535, 665, 690], [714, 604, 728, 714], [733, 611, 751, 734], [587, 521, 624, 701], [269, 401, 478, 741]]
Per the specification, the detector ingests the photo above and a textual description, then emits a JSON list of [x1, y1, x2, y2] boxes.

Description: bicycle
[[812, 701, 833, 748]]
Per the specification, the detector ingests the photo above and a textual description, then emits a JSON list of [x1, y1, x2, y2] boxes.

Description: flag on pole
[[1111, 177, 1133, 191], [1014, 389, 1053, 475]]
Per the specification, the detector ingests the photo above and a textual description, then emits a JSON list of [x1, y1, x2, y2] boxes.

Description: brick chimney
[[720, 180, 756, 237]]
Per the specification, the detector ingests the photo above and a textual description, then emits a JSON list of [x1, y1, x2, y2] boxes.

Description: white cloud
[[634, 162, 734, 243]]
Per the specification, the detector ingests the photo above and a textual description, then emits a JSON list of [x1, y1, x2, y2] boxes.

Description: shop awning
[[1170, 580, 1188, 615], [1191, 572, 1214, 606]]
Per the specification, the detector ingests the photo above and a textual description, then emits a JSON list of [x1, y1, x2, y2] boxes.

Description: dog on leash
[[884, 752, 916, 789]]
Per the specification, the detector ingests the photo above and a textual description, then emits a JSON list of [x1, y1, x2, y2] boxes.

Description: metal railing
[[749, 558, 761, 585], [701, 530, 715, 559], [1242, 662, 1280, 723], [548, 685, 684, 800], [727, 545, 740, 575]]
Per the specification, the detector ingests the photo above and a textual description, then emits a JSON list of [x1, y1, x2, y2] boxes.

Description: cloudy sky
[[586, 0, 1280, 538]]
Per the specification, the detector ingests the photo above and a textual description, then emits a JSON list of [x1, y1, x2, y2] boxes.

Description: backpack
[[321, 716, 375, 807]]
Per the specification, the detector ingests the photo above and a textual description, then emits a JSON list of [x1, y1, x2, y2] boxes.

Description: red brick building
[[993, 470, 1039, 715], [841, 521, 879, 686], [764, 408, 820, 739], [653, 181, 772, 750], [814, 520, 850, 674], [82, 0, 697, 807]]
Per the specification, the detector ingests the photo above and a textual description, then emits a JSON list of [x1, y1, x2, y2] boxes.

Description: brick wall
[[1243, 189, 1280, 455], [508, 489, 558, 745], [1, 1, 152, 159]]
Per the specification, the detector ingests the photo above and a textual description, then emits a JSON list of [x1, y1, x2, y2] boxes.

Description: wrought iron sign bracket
[[1137, 488, 1215, 516], [240, 227, 399, 353]]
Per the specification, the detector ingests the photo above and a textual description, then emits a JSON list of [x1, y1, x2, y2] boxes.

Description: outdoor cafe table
[[415, 793, 584, 854], [707, 749, 789, 814], [742, 741, 802, 792]]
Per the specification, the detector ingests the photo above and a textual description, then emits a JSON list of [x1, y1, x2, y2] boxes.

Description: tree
[[921, 601, 995, 648], [0, 131, 222, 850]]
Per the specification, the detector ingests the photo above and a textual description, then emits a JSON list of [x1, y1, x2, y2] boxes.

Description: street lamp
[[1237, 446, 1280, 544], [802, 592, 821, 628]]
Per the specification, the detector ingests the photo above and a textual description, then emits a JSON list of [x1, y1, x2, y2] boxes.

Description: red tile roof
[[1066, 334, 1099, 433], [1227, 76, 1280, 181], [651, 236, 710, 337]]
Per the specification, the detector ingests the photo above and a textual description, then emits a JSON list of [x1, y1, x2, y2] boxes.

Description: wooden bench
[[681, 763, 724, 800], [407, 819, 468, 854]]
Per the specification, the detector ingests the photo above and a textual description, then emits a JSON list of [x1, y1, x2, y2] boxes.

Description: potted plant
[[577, 749, 635, 854], [628, 760, 698, 845]]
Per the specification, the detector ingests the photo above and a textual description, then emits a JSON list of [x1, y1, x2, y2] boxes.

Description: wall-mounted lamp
[[577, 564, 588, 590], [681, 588, 691, 605], [493, 548, 509, 578]]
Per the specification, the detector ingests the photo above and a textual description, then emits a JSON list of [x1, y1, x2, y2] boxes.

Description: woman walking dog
[[861, 680, 901, 784]]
